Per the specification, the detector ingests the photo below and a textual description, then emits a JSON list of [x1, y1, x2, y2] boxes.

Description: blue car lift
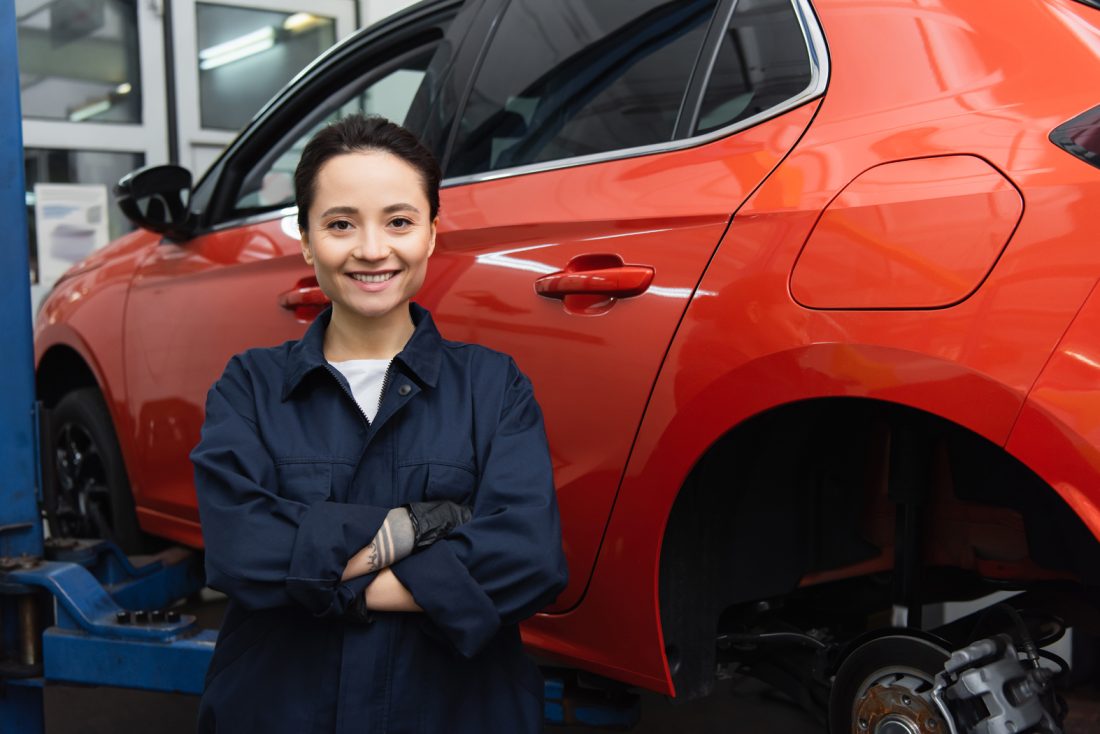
[[0, 6, 636, 729], [0, 6, 223, 727]]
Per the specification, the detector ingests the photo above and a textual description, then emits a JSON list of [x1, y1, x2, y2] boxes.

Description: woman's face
[[300, 150, 437, 323]]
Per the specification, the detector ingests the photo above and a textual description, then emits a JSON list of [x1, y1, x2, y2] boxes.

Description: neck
[[324, 302, 415, 362]]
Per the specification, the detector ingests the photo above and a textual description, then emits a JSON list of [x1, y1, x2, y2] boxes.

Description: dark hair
[[294, 114, 441, 234]]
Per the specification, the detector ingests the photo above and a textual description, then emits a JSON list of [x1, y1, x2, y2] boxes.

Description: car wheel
[[828, 633, 951, 734], [45, 387, 147, 554]]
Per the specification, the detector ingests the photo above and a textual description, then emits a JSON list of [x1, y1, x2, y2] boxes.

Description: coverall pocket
[[274, 460, 333, 503], [425, 462, 477, 503]]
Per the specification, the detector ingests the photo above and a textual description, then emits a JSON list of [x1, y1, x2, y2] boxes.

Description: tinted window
[[231, 48, 434, 215], [448, 0, 719, 178], [693, 0, 812, 135]]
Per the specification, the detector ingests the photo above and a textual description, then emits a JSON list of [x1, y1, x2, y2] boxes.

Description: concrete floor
[[43, 589, 822, 734], [41, 589, 1100, 733], [43, 676, 823, 734]]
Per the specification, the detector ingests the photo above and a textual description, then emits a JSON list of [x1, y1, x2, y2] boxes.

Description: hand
[[341, 501, 473, 582], [405, 500, 473, 549]]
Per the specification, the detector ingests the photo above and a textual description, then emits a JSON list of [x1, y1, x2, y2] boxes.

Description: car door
[[121, 3, 468, 535], [417, 0, 825, 610]]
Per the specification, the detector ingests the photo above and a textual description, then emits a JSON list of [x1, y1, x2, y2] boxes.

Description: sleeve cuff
[[390, 541, 501, 657], [339, 571, 380, 623], [286, 501, 389, 616]]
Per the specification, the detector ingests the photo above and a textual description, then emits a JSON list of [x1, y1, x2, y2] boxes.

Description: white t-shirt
[[328, 358, 392, 423]]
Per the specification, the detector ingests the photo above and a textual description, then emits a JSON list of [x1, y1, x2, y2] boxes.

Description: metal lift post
[[0, 6, 214, 730]]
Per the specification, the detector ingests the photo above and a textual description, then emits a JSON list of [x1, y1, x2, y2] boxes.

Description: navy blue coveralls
[[190, 302, 568, 733]]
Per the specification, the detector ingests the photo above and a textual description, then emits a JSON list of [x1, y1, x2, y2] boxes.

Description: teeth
[[351, 272, 395, 283]]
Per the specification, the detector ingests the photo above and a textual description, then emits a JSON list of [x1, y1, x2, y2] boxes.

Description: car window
[[447, 0, 721, 179], [692, 0, 813, 135], [231, 47, 435, 216]]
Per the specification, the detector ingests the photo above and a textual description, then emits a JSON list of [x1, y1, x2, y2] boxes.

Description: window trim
[[200, 38, 441, 233], [440, 0, 828, 189], [673, 0, 740, 139], [193, 9, 461, 232], [187, 0, 828, 234], [227, 43, 438, 219]]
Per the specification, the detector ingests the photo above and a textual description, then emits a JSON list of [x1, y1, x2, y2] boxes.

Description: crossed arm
[[341, 502, 471, 611], [341, 507, 419, 611], [194, 354, 567, 653]]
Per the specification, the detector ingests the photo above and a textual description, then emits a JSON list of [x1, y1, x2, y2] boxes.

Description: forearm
[[341, 507, 414, 581], [363, 568, 422, 611]]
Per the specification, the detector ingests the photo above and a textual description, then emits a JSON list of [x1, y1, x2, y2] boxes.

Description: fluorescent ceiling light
[[199, 26, 276, 70], [199, 37, 275, 69], [69, 99, 111, 122], [283, 12, 324, 32], [115, 82, 132, 95]]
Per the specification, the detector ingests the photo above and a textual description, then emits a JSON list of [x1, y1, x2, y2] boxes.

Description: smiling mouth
[[348, 271, 398, 283]]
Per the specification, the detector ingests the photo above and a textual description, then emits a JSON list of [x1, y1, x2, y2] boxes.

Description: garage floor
[[42, 589, 823, 734], [40, 589, 1100, 733], [43, 675, 823, 733]]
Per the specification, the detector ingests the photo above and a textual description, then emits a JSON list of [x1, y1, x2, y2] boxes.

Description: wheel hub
[[53, 421, 111, 539], [831, 634, 952, 734], [855, 682, 947, 733]]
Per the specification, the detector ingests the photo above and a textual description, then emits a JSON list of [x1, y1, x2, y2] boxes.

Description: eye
[[389, 217, 413, 230], [327, 219, 354, 232]]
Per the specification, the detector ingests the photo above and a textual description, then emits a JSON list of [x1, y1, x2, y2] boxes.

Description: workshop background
[[18, 0, 412, 315]]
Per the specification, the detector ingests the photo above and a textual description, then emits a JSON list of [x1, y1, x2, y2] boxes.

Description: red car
[[34, 0, 1100, 728]]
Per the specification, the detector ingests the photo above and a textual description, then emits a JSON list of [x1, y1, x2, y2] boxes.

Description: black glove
[[405, 500, 472, 548]]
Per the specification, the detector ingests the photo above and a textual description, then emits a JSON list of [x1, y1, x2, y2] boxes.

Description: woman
[[191, 114, 568, 733]]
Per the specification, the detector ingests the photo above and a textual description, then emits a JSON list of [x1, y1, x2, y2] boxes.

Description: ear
[[299, 229, 314, 266], [427, 216, 438, 258]]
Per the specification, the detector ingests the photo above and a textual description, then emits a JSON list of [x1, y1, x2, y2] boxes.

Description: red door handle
[[535, 265, 654, 298], [278, 281, 329, 322], [278, 285, 329, 309]]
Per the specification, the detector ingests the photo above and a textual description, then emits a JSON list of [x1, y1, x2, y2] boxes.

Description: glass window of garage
[[24, 148, 143, 284], [196, 5, 336, 132], [16, 0, 142, 124], [446, 0, 720, 178], [691, 0, 813, 135], [232, 46, 436, 215]]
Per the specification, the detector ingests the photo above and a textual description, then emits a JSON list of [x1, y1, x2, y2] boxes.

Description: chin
[[341, 296, 410, 322]]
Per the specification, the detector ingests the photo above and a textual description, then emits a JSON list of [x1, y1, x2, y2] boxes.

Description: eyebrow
[[383, 203, 421, 215], [319, 206, 358, 218], [318, 203, 421, 218]]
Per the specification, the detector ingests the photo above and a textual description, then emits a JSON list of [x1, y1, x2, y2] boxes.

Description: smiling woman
[[294, 116, 441, 361], [300, 149, 437, 359], [190, 114, 568, 733]]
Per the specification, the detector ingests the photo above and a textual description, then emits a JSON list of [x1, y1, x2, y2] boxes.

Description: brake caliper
[[931, 635, 1062, 734]]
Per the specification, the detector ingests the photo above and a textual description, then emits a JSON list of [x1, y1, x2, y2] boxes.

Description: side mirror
[[115, 164, 195, 241]]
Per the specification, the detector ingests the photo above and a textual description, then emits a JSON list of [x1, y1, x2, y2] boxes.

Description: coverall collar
[[282, 300, 442, 401]]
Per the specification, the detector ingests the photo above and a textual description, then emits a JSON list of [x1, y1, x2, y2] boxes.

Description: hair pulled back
[[294, 114, 441, 235]]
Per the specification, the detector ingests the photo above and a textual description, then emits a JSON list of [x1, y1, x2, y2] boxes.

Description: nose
[[354, 224, 390, 262]]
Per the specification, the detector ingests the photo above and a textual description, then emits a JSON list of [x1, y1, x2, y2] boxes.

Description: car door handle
[[534, 265, 654, 299], [277, 285, 329, 309]]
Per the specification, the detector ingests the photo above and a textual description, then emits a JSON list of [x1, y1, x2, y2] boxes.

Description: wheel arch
[[36, 341, 103, 409], [523, 344, 1094, 697], [35, 333, 139, 503], [656, 393, 1100, 698]]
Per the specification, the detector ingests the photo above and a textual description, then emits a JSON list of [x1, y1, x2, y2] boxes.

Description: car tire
[[45, 387, 148, 554]]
